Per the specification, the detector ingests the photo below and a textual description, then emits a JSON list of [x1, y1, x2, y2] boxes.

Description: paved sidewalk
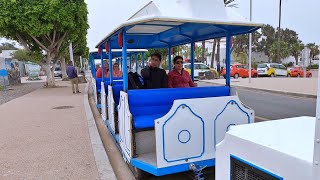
[[0, 81, 104, 179], [201, 77, 318, 98]]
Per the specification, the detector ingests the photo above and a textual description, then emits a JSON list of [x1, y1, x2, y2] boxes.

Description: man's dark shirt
[[66, 65, 78, 79], [141, 66, 167, 89]]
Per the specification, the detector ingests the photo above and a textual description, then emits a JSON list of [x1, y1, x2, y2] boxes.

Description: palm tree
[[306, 43, 320, 64], [224, 0, 238, 8], [211, 0, 238, 68]]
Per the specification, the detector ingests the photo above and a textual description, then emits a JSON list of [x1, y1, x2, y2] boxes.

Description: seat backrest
[[95, 78, 103, 92], [96, 77, 123, 93], [112, 84, 124, 107], [128, 86, 230, 117]]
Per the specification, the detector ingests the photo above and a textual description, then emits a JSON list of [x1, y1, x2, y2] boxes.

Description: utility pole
[[249, 0, 252, 83], [277, 0, 282, 63]]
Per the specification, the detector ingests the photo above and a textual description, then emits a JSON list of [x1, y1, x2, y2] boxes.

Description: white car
[[183, 62, 214, 78], [54, 67, 62, 78], [257, 63, 289, 77]]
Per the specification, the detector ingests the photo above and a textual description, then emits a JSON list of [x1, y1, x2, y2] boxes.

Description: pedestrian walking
[[66, 61, 80, 94], [217, 62, 221, 78]]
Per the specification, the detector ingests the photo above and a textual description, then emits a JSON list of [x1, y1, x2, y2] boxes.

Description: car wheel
[[270, 73, 275, 78], [309, 74, 312, 78], [297, 74, 301, 78], [253, 74, 258, 78], [287, 74, 291, 77], [234, 73, 239, 79]]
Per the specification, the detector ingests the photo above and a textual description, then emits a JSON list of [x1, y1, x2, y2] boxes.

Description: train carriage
[[92, 0, 262, 178]]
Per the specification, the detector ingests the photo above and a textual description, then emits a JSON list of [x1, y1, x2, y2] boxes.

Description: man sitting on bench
[[141, 53, 167, 89]]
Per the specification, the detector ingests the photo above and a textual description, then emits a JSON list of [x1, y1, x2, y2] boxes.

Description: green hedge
[[308, 64, 319, 69]]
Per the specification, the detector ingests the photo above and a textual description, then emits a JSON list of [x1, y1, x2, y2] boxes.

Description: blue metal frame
[[108, 41, 113, 85], [230, 155, 283, 180], [100, 47, 105, 82], [129, 55, 132, 71], [122, 31, 128, 91], [168, 47, 172, 71], [131, 158, 215, 177], [142, 52, 145, 69], [190, 42, 195, 80], [226, 33, 231, 87], [135, 53, 138, 72]]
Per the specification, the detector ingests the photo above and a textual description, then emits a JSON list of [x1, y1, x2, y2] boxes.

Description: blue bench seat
[[96, 77, 123, 93], [112, 84, 124, 108], [128, 86, 230, 130]]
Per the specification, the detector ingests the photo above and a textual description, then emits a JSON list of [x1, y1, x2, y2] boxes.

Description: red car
[[222, 64, 258, 78], [288, 66, 312, 78]]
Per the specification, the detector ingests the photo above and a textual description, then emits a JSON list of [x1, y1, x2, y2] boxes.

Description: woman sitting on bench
[[168, 56, 197, 88], [109, 63, 122, 78]]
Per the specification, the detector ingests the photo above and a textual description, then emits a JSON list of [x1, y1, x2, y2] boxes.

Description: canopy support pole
[[168, 46, 172, 71], [142, 52, 145, 69], [89, 55, 95, 79], [122, 31, 128, 91], [190, 41, 195, 81], [108, 41, 113, 85], [226, 33, 231, 87], [129, 55, 132, 72], [313, 55, 320, 177], [135, 53, 138, 73], [101, 47, 104, 82]]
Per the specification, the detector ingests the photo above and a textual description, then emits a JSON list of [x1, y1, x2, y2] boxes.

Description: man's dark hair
[[151, 53, 162, 61], [173, 56, 183, 64], [68, 61, 73, 66]]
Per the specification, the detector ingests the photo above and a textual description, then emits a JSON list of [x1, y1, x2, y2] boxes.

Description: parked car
[[288, 66, 312, 78], [221, 64, 258, 79], [183, 62, 217, 78], [257, 63, 291, 77], [54, 67, 62, 78]]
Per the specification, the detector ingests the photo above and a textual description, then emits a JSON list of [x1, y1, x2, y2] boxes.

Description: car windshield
[[184, 64, 191, 69], [55, 67, 61, 71], [258, 64, 267, 68]]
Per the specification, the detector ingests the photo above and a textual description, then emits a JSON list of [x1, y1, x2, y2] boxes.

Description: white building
[[0, 50, 17, 59]]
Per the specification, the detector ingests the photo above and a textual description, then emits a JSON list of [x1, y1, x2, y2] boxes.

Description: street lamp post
[[277, 0, 282, 63], [249, 0, 252, 83]]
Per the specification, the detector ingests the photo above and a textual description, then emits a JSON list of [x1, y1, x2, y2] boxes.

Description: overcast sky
[[85, 0, 319, 51], [1, 0, 319, 51]]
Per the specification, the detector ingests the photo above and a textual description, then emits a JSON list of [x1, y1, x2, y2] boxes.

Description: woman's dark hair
[[173, 56, 183, 64], [151, 53, 162, 61]]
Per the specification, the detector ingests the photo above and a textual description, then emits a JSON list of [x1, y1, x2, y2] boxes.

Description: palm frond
[[224, 0, 238, 8]]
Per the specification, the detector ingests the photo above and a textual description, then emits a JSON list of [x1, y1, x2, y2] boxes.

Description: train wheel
[[129, 164, 148, 179]]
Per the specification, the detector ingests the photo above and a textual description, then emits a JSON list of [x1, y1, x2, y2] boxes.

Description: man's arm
[[73, 67, 78, 77], [161, 70, 168, 88], [141, 66, 150, 79]]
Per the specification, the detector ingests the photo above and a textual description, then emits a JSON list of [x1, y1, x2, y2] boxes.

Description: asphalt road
[[238, 88, 316, 121], [198, 81, 317, 122]]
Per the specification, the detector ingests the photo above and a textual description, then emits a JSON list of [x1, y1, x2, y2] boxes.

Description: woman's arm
[[167, 72, 173, 88], [188, 73, 197, 87]]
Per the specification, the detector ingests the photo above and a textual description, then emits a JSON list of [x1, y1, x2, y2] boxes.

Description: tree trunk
[[295, 56, 299, 66], [61, 57, 69, 81], [201, 41, 205, 63], [216, 38, 221, 66], [211, 39, 217, 68], [43, 54, 56, 87]]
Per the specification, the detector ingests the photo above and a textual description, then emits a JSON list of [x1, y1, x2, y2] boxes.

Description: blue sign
[[0, 69, 8, 77]]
